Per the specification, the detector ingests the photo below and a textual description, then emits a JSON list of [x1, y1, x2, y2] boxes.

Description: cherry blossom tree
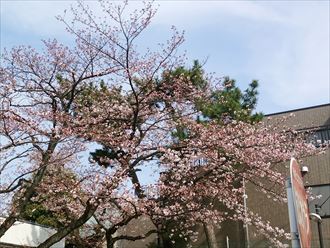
[[0, 1, 316, 248]]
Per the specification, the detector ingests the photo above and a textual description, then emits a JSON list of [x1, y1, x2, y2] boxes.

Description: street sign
[[290, 158, 311, 248]]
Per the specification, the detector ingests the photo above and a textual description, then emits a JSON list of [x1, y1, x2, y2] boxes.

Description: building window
[[308, 127, 330, 147]]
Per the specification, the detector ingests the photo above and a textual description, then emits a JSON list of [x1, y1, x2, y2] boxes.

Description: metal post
[[286, 177, 300, 248], [315, 205, 324, 248], [243, 178, 250, 248], [226, 236, 230, 248]]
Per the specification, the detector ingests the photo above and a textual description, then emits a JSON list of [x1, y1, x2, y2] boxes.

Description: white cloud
[[248, 2, 330, 112], [150, 1, 289, 32]]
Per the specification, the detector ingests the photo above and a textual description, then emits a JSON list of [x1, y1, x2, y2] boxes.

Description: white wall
[[0, 218, 65, 247]]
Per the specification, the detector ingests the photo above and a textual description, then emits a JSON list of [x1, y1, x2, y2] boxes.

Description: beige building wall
[[246, 104, 330, 248]]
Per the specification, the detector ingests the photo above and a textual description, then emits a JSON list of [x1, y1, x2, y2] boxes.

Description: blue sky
[[1, 0, 329, 114]]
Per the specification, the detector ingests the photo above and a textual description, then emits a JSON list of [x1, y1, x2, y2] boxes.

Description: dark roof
[[263, 103, 330, 130], [265, 103, 330, 117]]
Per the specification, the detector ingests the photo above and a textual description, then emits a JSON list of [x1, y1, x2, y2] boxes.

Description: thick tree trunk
[[37, 200, 97, 248], [106, 230, 115, 248], [0, 141, 57, 237], [204, 223, 219, 248], [157, 233, 164, 248], [156, 223, 164, 248], [0, 216, 16, 238], [0, 166, 48, 237]]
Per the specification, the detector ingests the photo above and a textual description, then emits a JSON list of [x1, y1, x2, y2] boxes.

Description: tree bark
[[0, 216, 16, 238], [37, 200, 98, 248], [204, 223, 219, 248], [157, 233, 164, 248], [106, 230, 115, 248], [156, 223, 164, 248], [0, 140, 57, 237]]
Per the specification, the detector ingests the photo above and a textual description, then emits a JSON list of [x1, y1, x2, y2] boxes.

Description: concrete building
[[191, 104, 330, 248], [245, 104, 330, 247]]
